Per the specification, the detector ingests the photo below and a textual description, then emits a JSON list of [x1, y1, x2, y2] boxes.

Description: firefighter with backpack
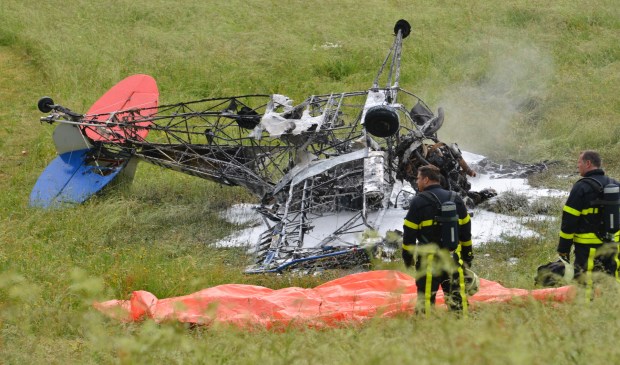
[[557, 150, 620, 299], [402, 164, 474, 315]]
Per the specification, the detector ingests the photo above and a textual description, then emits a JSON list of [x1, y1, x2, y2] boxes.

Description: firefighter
[[402, 164, 473, 315], [557, 150, 620, 299]]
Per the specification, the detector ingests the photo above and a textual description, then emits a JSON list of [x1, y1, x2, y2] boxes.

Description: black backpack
[[578, 177, 620, 242], [417, 190, 459, 250]]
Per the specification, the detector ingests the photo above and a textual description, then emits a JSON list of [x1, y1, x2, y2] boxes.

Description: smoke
[[437, 38, 553, 156]]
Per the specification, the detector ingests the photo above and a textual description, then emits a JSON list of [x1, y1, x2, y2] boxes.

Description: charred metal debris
[[34, 20, 555, 274]]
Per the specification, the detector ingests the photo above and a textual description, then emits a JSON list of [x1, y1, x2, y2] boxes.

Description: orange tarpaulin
[[94, 270, 574, 329]]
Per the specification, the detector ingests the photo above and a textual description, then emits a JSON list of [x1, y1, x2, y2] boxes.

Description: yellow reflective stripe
[[407, 217, 467, 229], [454, 248, 463, 265], [404, 219, 435, 229], [460, 240, 472, 247], [419, 219, 435, 228], [404, 219, 419, 229], [581, 207, 598, 215], [563, 205, 581, 217], [457, 265, 468, 318], [574, 233, 603, 244], [562, 206, 599, 216], [564, 232, 620, 243], [585, 248, 595, 302], [402, 243, 415, 253], [615, 244, 620, 284], [459, 215, 470, 225], [425, 253, 434, 318]]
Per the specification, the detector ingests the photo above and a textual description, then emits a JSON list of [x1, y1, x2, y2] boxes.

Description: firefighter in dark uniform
[[402, 164, 473, 315], [558, 150, 620, 299]]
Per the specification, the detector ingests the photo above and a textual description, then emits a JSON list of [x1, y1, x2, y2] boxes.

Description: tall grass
[[1, 0, 619, 363]]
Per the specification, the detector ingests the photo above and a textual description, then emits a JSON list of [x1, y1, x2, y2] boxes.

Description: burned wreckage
[[31, 20, 496, 273]]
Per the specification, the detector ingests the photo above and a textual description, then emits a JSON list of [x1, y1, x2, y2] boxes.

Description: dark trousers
[[573, 243, 620, 301], [573, 243, 619, 279], [414, 248, 467, 314]]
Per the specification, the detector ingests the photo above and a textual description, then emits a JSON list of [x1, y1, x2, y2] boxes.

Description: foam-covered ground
[[215, 151, 567, 248]]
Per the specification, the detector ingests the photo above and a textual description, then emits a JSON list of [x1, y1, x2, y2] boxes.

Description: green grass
[[1, 0, 619, 363]]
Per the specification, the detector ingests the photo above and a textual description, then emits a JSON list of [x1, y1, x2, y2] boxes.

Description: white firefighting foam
[[216, 151, 567, 248]]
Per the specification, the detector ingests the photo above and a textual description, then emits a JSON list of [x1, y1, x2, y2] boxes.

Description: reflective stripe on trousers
[[585, 248, 595, 302], [419, 249, 468, 318]]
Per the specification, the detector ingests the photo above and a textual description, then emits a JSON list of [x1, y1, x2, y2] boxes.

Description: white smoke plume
[[437, 38, 554, 156]]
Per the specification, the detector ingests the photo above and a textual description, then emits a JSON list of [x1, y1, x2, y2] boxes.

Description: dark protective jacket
[[558, 169, 620, 255], [402, 184, 473, 267]]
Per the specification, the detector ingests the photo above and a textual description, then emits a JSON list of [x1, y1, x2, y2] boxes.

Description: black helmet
[[535, 258, 574, 287]]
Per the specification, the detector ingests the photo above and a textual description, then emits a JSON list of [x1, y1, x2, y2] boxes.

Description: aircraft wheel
[[38, 97, 54, 113]]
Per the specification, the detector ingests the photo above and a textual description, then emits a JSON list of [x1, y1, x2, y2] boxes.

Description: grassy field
[[1, 0, 619, 363]]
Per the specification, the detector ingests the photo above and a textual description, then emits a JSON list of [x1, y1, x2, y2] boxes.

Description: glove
[[558, 252, 570, 263], [461, 245, 474, 268]]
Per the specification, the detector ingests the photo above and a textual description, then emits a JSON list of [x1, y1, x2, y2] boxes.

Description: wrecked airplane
[[31, 20, 499, 273]]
